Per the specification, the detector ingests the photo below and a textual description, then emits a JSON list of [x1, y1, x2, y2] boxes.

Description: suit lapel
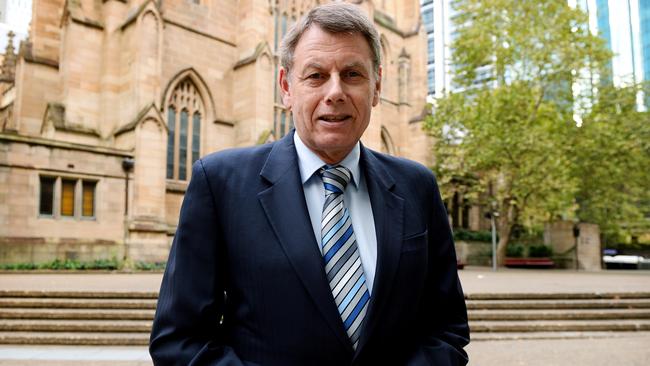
[[355, 147, 404, 357], [257, 132, 353, 351]]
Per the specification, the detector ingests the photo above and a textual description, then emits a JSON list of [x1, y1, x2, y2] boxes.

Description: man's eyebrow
[[300, 63, 324, 72], [342, 62, 367, 70]]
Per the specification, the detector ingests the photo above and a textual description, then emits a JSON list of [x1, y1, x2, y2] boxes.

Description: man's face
[[279, 26, 381, 164]]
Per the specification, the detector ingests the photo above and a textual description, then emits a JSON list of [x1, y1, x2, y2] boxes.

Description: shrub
[[0, 262, 38, 270], [1, 258, 121, 271], [528, 244, 553, 257], [135, 261, 167, 271], [454, 229, 494, 242], [506, 243, 525, 257]]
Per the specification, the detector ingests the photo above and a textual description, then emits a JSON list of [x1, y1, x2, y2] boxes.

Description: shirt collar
[[293, 131, 361, 189]]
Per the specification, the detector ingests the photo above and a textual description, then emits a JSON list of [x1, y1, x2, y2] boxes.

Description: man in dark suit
[[149, 3, 469, 365]]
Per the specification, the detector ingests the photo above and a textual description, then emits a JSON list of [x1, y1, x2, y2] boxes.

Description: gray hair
[[279, 2, 381, 80]]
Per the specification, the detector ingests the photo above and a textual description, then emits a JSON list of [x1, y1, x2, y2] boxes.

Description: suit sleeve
[[149, 159, 244, 366], [406, 171, 470, 366]]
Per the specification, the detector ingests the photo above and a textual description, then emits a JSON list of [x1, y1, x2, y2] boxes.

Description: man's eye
[[345, 71, 362, 78], [307, 73, 323, 79]]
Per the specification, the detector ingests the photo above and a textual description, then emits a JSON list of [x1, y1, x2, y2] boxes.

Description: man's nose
[[324, 75, 347, 104]]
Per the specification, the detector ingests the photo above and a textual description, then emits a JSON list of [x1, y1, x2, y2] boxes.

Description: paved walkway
[[467, 332, 650, 366], [0, 346, 150, 365], [1, 267, 649, 364], [0, 273, 163, 293], [459, 266, 650, 294], [2, 267, 649, 294]]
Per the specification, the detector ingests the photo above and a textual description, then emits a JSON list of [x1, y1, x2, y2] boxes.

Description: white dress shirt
[[293, 132, 378, 294]]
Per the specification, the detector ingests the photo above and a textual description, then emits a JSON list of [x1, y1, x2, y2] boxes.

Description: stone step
[[469, 308, 650, 321], [471, 330, 650, 341], [0, 298, 157, 310], [0, 308, 155, 320], [0, 319, 152, 333], [470, 319, 650, 332], [465, 292, 650, 300], [467, 299, 650, 310], [0, 290, 158, 299], [0, 331, 149, 346]]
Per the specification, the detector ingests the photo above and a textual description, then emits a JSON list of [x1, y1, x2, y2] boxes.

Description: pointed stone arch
[[135, 6, 163, 111], [161, 68, 216, 120], [380, 125, 396, 155], [162, 69, 215, 181], [379, 34, 393, 100]]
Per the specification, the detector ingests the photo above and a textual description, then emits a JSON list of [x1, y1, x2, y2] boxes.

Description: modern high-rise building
[[421, 0, 435, 98], [578, 0, 649, 107], [640, 0, 650, 93], [420, 0, 496, 98], [425, 0, 649, 104], [420, 0, 457, 98]]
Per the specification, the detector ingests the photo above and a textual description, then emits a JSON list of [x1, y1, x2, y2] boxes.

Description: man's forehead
[[294, 26, 371, 54], [300, 60, 370, 71]]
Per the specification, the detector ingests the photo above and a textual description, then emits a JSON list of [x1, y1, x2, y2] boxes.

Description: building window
[[39, 176, 55, 216], [61, 179, 76, 217], [166, 79, 204, 181], [280, 110, 286, 137], [39, 176, 97, 219], [273, 108, 293, 140], [82, 181, 96, 217], [281, 13, 288, 38], [192, 112, 201, 164], [166, 107, 176, 179], [179, 109, 189, 181]]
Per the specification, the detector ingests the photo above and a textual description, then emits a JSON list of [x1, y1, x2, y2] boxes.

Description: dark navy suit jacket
[[149, 130, 469, 365]]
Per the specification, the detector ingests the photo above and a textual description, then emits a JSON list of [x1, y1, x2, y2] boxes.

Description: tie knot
[[320, 165, 351, 194]]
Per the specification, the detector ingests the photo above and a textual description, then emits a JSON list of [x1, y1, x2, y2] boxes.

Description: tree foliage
[[571, 83, 650, 244], [424, 0, 649, 265]]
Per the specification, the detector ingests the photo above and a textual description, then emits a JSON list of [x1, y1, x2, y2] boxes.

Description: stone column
[[577, 223, 602, 271], [126, 117, 169, 263]]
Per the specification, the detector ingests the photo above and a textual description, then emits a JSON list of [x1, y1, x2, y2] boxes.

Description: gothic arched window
[[166, 79, 204, 181]]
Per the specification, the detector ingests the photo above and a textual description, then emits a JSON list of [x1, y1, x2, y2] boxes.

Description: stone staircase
[[1, 290, 650, 345], [468, 292, 650, 340], [0, 290, 156, 345]]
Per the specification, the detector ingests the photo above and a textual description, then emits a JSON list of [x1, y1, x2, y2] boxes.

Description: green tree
[[571, 82, 650, 245], [424, 0, 612, 266]]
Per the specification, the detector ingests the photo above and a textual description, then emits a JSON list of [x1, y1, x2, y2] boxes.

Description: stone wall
[[0, 138, 129, 265], [544, 221, 602, 270], [1, 0, 431, 264], [455, 240, 493, 266]]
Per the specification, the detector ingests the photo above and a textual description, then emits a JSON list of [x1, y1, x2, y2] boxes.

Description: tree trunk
[[495, 225, 511, 267], [495, 202, 515, 267]]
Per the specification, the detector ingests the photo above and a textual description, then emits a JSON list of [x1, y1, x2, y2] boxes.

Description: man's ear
[[372, 65, 382, 107], [279, 67, 292, 110]]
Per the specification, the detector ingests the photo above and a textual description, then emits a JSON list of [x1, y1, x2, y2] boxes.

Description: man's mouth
[[318, 115, 351, 122]]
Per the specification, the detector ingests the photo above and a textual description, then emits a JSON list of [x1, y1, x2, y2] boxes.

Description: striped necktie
[[320, 165, 370, 350]]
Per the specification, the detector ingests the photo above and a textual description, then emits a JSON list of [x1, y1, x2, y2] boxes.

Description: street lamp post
[[490, 211, 500, 271], [121, 157, 134, 264], [485, 206, 500, 272]]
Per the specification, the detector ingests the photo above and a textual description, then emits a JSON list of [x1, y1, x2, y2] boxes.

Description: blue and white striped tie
[[320, 165, 370, 350]]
